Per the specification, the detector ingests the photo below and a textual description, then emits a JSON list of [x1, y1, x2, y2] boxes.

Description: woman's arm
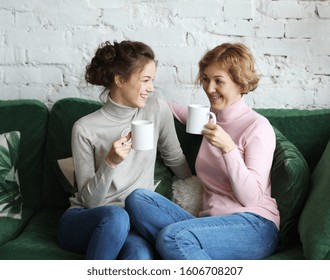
[[203, 118, 275, 206], [72, 122, 116, 208], [157, 100, 192, 179], [167, 102, 188, 124], [223, 121, 276, 206]]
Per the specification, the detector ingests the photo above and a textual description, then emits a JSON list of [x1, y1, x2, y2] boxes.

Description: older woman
[[126, 43, 279, 260]]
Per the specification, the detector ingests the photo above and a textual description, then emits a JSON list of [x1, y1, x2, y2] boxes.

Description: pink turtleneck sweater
[[169, 97, 280, 229]]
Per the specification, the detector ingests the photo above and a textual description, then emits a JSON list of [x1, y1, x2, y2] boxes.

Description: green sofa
[[0, 97, 329, 260]]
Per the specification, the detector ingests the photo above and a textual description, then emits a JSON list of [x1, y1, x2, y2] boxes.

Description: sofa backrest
[[43, 97, 330, 210], [42, 98, 102, 208], [0, 99, 49, 210], [256, 108, 330, 172]]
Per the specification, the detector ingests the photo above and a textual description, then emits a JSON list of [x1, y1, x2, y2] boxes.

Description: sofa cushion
[[298, 139, 330, 259], [174, 119, 202, 174], [256, 108, 330, 172], [154, 154, 175, 199], [0, 131, 22, 219], [0, 100, 48, 246], [0, 100, 49, 210], [0, 207, 36, 247], [264, 245, 305, 260], [271, 127, 310, 250], [0, 208, 84, 260], [43, 98, 102, 207]]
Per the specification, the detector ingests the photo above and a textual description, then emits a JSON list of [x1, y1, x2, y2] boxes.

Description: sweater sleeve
[[167, 102, 188, 124], [157, 100, 192, 179], [71, 122, 115, 208], [222, 120, 276, 206]]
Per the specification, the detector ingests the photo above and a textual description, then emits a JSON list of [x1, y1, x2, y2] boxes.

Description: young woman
[[125, 43, 280, 260], [57, 40, 191, 260]]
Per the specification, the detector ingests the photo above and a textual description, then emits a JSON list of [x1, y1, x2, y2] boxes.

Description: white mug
[[121, 120, 154, 151], [186, 104, 216, 135]]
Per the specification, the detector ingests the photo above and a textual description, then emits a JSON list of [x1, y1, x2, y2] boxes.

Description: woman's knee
[[119, 232, 154, 260], [156, 223, 202, 260], [155, 224, 179, 258], [93, 207, 130, 242], [125, 188, 154, 209], [95, 206, 130, 225], [57, 206, 129, 252]]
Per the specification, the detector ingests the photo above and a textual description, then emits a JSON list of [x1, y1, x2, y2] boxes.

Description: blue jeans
[[125, 189, 279, 260], [57, 206, 154, 260]]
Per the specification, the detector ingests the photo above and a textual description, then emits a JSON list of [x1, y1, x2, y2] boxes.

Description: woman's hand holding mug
[[106, 135, 132, 168], [186, 104, 216, 135]]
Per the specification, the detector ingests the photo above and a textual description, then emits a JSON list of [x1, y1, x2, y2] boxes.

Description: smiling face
[[111, 60, 156, 108], [201, 63, 242, 111], [197, 43, 260, 111]]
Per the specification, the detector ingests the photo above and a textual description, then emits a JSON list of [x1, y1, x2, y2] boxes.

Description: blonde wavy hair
[[197, 43, 260, 94]]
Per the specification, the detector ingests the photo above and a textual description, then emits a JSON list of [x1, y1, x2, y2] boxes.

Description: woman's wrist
[[221, 143, 236, 154], [105, 156, 118, 168]]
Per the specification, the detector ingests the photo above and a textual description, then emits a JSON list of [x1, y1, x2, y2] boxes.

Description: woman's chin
[[209, 100, 225, 111]]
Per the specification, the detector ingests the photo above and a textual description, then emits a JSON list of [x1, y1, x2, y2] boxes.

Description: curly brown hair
[[197, 43, 260, 94], [85, 40, 155, 97]]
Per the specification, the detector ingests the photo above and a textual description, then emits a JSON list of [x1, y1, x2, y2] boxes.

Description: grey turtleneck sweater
[[69, 96, 191, 209]]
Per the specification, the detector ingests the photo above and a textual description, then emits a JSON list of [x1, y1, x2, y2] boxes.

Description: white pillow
[[57, 157, 75, 186], [172, 175, 203, 216]]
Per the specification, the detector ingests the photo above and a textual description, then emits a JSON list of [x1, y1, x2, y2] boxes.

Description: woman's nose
[[148, 81, 154, 92], [205, 81, 216, 94]]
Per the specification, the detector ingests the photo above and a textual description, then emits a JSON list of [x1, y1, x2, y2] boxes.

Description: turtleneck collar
[[101, 96, 138, 121], [215, 96, 251, 123]]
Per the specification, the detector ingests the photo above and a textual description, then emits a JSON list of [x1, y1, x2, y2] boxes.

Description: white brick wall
[[0, 0, 329, 109]]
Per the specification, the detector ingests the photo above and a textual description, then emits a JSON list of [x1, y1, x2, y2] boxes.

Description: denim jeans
[[57, 205, 154, 260], [125, 188, 279, 260]]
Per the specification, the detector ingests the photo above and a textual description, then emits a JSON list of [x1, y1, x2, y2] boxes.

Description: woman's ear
[[114, 74, 125, 87]]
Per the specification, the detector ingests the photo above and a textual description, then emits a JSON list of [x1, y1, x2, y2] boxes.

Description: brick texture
[[0, 0, 329, 108]]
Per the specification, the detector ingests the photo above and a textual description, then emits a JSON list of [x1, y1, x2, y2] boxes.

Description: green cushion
[[264, 245, 304, 260], [298, 139, 330, 259], [174, 119, 202, 174], [256, 108, 330, 172], [154, 155, 173, 199], [0, 131, 22, 219], [271, 127, 310, 250], [0, 100, 49, 210], [0, 208, 84, 260], [0, 207, 35, 247], [0, 100, 48, 247], [43, 98, 102, 207]]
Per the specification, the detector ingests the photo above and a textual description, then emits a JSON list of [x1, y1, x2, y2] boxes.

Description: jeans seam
[[165, 214, 278, 259], [144, 191, 193, 222]]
